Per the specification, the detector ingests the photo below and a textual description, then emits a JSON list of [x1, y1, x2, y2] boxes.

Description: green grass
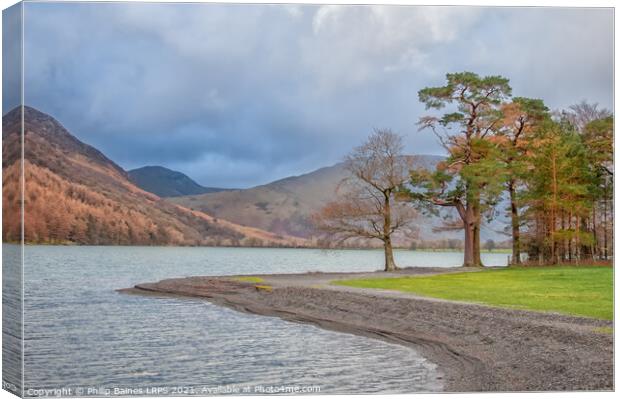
[[233, 276, 264, 283], [335, 266, 613, 320]]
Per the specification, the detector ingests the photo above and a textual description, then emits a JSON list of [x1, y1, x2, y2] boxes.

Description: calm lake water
[[8, 245, 507, 395]]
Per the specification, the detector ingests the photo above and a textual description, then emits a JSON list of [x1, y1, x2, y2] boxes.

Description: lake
[[6, 245, 507, 395]]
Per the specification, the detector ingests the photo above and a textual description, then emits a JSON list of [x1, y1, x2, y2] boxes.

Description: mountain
[[2, 106, 303, 247], [128, 166, 230, 197], [170, 155, 445, 240]]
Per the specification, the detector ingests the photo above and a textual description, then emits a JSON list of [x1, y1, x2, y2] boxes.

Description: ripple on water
[[14, 245, 453, 394]]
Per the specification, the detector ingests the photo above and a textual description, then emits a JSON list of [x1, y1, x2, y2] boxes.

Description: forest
[[315, 72, 613, 269]]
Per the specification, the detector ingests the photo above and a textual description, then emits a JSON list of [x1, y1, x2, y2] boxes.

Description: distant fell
[[171, 155, 445, 239], [128, 165, 230, 197]]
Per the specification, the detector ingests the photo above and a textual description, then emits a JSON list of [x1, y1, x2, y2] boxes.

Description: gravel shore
[[119, 267, 613, 392]]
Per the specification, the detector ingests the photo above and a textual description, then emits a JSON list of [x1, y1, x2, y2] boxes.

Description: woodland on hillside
[[2, 161, 245, 246], [1, 107, 297, 247]]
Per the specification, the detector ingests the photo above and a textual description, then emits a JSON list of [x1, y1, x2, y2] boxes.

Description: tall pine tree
[[410, 72, 511, 267]]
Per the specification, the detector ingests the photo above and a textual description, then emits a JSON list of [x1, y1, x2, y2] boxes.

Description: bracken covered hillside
[[171, 155, 444, 240], [2, 106, 301, 246]]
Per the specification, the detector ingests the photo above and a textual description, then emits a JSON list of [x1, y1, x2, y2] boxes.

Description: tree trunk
[[508, 180, 521, 265], [463, 219, 475, 267], [550, 151, 558, 264], [575, 215, 581, 265], [460, 204, 480, 267], [383, 237, 397, 271], [567, 211, 572, 263], [472, 200, 483, 267], [581, 217, 592, 260], [454, 200, 481, 268], [383, 191, 398, 272], [592, 206, 598, 259], [568, 211, 579, 262], [473, 224, 482, 266], [603, 187, 608, 260], [561, 211, 566, 262]]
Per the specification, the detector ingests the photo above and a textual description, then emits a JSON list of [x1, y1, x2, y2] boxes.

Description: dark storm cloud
[[17, 3, 613, 188]]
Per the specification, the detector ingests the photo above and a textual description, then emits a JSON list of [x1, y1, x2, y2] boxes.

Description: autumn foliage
[[2, 106, 301, 247]]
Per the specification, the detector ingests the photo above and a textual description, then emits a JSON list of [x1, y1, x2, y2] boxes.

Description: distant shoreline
[[3, 242, 512, 254], [119, 268, 613, 392]]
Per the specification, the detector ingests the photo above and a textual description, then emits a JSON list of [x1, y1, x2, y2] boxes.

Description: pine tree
[[521, 120, 595, 264], [583, 116, 613, 259], [497, 97, 549, 264], [410, 72, 511, 267]]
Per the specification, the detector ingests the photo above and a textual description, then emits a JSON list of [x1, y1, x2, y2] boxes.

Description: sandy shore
[[119, 267, 613, 392]]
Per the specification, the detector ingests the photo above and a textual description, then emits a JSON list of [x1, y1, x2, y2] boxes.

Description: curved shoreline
[[119, 268, 613, 392]]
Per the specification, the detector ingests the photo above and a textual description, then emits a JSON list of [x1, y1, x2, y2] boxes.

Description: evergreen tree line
[[315, 72, 612, 270], [409, 72, 613, 266]]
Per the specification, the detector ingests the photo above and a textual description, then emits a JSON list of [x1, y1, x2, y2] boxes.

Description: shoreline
[[4, 242, 514, 255], [119, 267, 613, 392]]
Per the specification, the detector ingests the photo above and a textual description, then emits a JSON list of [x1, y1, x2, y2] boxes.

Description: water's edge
[[19, 245, 478, 394]]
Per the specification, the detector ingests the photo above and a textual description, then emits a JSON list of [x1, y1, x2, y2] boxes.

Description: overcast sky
[[5, 3, 614, 188]]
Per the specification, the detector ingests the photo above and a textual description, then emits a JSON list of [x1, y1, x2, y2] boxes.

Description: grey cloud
[[15, 3, 613, 188], [2, 3, 22, 114]]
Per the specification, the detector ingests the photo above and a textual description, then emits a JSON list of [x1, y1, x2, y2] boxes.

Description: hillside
[[171, 155, 445, 240], [2, 106, 303, 247], [128, 165, 230, 197]]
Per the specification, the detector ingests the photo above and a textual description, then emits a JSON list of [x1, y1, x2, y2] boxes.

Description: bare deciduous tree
[[313, 129, 416, 271], [561, 100, 612, 132]]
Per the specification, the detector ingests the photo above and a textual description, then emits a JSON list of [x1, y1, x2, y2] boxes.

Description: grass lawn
[[335, 266, 613, 320]]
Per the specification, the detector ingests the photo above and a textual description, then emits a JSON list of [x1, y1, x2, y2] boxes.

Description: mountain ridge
[[170, 155, 446, 240], [2, 106, 304, 247], [128, 165, 231, 197]]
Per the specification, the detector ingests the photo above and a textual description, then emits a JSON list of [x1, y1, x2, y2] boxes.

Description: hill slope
[[171, 155, 444, 240], [2, 106, 302, 246], [128, 165, 230, 197]]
